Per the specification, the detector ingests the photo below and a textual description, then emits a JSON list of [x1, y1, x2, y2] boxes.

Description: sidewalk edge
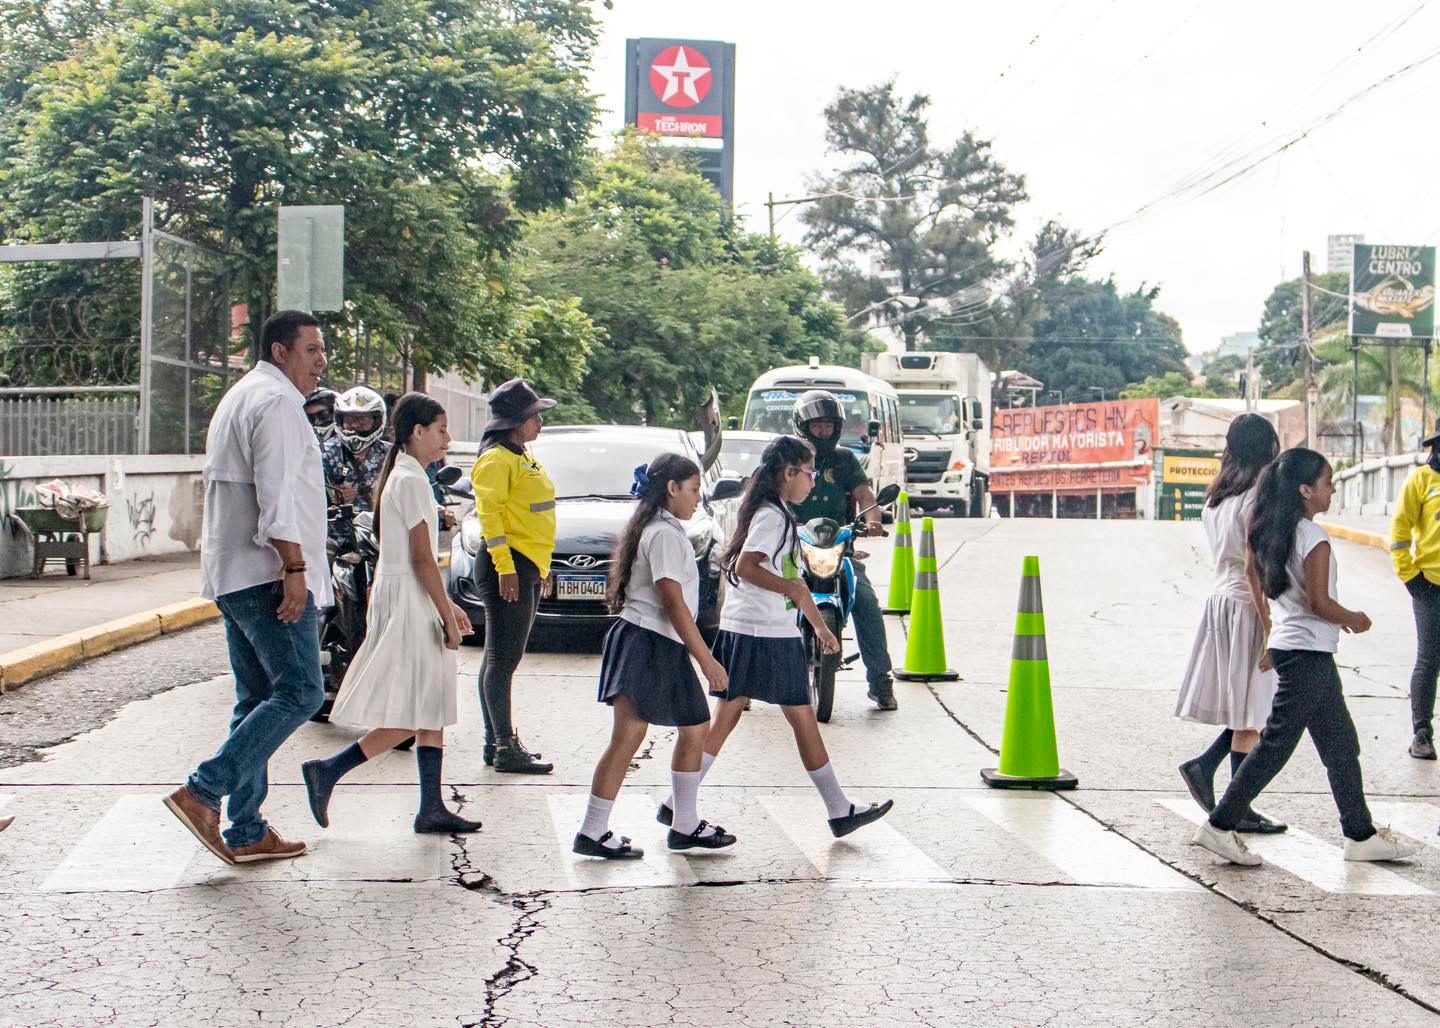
[[0, 599, 219, 693], [1317, 518, 1388, 552]]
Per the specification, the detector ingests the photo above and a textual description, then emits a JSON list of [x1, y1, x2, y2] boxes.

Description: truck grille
[[907, 450, 951, 484]]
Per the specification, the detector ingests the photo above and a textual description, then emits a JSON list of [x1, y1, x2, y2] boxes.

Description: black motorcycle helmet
[[792, 389, 845, 462], [305, 387, 338, 442]]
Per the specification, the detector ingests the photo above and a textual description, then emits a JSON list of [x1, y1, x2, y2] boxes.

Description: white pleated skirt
[[330, 569, 458, 731], [1174, 592, 1277, 731]]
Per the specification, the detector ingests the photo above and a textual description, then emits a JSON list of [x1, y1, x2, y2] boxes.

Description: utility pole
[[1244, 349, 1258, 413], [1302, 250, 1318, 448]]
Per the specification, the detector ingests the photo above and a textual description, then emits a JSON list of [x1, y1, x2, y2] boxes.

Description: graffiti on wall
[[0, 461, 41, 536], [127, 492, 157, 547]]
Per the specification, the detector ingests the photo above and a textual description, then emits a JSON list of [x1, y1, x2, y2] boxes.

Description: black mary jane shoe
[[493, 734, 553, 775], [572, 831, 643, 860], [667, 821, 737, 851], [1235, 810, 1288, 834], [656, 802, 674, 826], [1178, 759, 1216, 813], [828, 799, 895, 839]]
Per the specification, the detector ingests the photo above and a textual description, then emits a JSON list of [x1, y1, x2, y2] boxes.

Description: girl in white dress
[[1175, 414, 1285, 834], [301, 393, 479, 835]]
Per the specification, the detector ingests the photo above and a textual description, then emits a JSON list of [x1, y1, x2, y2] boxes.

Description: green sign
[[1156, 447, 1219, 522], [1350, 244, 1436, 339]]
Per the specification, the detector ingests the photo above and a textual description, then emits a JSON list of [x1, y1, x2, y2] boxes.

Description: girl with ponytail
[[653, 435, 895, 842], [1192, 447, 1421, 866], [573, 453, 734, 860], [302, 393, 482, 837]]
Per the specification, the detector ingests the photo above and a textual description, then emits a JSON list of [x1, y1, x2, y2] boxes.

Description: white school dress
[[330, 452, 457, 731], [1174, 489, 1277, 730]]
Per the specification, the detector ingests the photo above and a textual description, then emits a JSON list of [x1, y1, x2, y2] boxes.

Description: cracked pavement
[[3, 519, 1439, 1026]]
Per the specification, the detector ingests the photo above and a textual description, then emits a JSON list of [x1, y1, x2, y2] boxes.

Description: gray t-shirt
[[1268, 518, 1340, 653]]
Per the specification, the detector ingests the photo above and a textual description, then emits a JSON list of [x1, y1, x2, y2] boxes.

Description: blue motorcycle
[[798, 483, 900, 722]]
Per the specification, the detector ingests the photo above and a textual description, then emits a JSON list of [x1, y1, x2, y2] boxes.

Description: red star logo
[[649, 46, 712, 109]]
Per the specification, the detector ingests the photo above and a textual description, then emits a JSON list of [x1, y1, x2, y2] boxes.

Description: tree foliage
[[1120, 371, 1212, 400], [1256, 272, 1350, 391]]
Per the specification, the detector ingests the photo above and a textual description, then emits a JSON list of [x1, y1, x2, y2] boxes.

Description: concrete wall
[[1333, 451, 1424, 517], [0, 454, 206, 579]]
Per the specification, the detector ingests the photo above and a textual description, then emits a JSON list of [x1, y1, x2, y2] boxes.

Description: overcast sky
[[587, 0, 1440, 356]]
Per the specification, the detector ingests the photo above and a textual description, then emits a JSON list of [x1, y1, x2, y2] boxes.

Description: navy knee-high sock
[[1191, 728, 1233, 777]]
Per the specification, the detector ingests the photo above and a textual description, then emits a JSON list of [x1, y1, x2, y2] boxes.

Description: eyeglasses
[[791, 467, 818, 482]]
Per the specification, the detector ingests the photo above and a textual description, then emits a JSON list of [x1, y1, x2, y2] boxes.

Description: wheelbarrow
[[11, 505, 109, 580]]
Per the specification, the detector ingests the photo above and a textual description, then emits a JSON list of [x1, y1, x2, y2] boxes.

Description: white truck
[[861, 352, 992, 517]]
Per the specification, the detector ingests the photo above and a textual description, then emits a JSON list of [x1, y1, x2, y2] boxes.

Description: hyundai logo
[[566, 554, 600, 569]]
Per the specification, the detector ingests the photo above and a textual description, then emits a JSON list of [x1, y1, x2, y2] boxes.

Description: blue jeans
[[187, 582, 324, 848], [851, 561, 892, 686]]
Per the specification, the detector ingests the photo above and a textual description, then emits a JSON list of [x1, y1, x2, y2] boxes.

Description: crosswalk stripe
[[1158, 799, 1432, 896], [0, 794, 12, 814], [757, 795, 952, 888], [275, 791, 452, 882], [42, 796, 201, 893], [968, 794, 1199, 891], [1368, 801, 1440, 851], [547, 793, 699, 889]]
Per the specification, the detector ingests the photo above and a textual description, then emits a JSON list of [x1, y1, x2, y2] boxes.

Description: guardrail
[[1332, 451, 1425, 516]]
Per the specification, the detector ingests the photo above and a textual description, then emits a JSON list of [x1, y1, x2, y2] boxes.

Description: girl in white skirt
[[573, 453, 735, 860], [301, 393, 480, 835], [1175, 413, 1286, 834]]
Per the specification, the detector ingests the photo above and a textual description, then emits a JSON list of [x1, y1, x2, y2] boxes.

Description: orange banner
[[991, 399, 1159, 493]]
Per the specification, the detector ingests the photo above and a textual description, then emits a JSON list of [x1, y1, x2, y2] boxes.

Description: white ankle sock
[[807, 762, 870, 820], [670, 770, 708, 836], [663, 751, 716, 810], [580, 794, 621, 849]]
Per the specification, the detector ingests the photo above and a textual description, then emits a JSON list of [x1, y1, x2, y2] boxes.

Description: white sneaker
[[1344, 827, 1421, 862], [1191, 822, 1263, 866]]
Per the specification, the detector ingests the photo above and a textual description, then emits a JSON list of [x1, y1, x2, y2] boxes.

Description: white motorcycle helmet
[[335, 386, 387, 453]]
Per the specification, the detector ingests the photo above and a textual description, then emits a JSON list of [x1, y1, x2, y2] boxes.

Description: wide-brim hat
[[1425, 420, 1440, 449], [484, 378, 556, 433]]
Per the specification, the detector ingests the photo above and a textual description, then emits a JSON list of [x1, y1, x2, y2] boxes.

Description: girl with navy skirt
[[658, 436, 894, 839], [573, 454, 737, 859]]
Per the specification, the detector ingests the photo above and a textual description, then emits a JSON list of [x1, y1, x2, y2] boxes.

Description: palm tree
[[1316, 327, 1433, 455]]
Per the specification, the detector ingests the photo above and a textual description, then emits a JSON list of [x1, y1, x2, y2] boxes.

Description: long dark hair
[[1206, 413, 1280, 507], [607, 453, 702, 613], [373, 392, 445, 542], [720, 435, 814, 586], [1247, 447, 1330, 599]]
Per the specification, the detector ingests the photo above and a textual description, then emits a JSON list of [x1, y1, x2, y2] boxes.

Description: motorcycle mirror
[[434, 466, 463, 486], [709, 476, 744, 502], [874, 484, 901, 507]]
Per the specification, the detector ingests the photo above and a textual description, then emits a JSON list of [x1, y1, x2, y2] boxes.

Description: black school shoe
[[829, 799, 895, 838], [1236, 810, 1288, 834], [572, 831, 643, 860], [667, 821, 737, 850], [1178, 759, 1216, 813], [656, 802, 674, 826]]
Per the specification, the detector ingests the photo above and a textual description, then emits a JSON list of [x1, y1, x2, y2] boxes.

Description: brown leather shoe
[[231, 829, 308, 863], [163, 785, 233, 865], [0, 815, 12, 833]]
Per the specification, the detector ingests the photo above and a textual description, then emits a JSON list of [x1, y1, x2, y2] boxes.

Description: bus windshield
[[743, 389, 873, 450], [899, 393, 962, 436]]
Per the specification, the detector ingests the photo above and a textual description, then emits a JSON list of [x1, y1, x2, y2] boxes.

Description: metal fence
[[0, 393, 138, 456]]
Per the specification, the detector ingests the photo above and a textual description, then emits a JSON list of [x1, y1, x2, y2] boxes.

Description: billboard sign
[[1157, 448, 1221, 521], [624, 38, 736, 202], [991, 399, 1160, 493], [1350, 243, 1436, 338]]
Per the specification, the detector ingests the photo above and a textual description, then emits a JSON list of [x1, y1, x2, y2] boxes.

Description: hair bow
[[630, 463, 651, 499]]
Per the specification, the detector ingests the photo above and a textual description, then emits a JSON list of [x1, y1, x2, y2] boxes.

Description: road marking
[[967, 794, 1198, 891], [757, 795, 952, 887], [1159, 799, 1431, 895], [0, 794, 11, 814], [1368, 801, 1440, 851], [276, 790, 453, 882], [547, 793, 699, 889], [42, 796, 201, 893]]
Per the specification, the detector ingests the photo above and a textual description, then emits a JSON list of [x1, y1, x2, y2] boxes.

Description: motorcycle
[[313, 465, 468, 723], [797, 483, 901, 723]]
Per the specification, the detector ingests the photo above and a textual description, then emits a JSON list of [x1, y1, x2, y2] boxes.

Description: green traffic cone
[[883, 493, 915, 616], [893, 517, 958, 682], [981, 556, 1077, 790]]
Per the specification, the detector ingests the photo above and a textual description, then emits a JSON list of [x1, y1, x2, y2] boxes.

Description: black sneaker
[[867, 677, 898, 711], [667, 821, 737, 850], [493, 734, 553, 775], [1410, 732, 1437, 760], [828, 799, 894, 838], [1235, 810, 1288, 834]]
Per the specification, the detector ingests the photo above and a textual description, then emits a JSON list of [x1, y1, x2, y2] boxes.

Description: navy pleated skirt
[[597, 619, 711, 727], [712, 630, 810, 707]]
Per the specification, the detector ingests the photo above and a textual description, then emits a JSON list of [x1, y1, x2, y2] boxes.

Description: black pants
[[1211, 648, 1375, 842], [1408, 575, 1440, 739], [474, 547, 542, 744]]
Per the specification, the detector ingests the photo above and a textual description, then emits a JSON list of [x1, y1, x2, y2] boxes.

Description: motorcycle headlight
[[801, 541, 843, 579], [460, 516, 481, 557]]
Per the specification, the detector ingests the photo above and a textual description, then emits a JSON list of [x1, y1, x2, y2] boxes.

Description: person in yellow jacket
[[470, 379, 558, 774], [1391, 423, 1440, 760]]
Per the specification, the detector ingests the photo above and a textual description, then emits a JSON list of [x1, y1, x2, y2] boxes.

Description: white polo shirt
[[619, 510, 699, 644]]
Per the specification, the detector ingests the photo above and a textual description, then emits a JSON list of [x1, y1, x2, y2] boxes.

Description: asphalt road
[[2, 517, 1438, 1027]]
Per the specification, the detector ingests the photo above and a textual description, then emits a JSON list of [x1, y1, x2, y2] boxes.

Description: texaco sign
[[629, 39, 729, 139]]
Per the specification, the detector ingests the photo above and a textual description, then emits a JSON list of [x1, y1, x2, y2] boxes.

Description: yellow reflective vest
[[1391, 464, 1440, 585], [470, 443, 557, 578]]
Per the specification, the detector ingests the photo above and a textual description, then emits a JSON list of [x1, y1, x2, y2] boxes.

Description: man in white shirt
[[163, 310, 332, 865]]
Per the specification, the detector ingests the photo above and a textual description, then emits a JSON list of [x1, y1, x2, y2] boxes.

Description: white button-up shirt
[[200, 361, 332, 606]]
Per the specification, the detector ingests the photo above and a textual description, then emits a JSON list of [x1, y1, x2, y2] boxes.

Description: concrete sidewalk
[[0, 552, 214, 690]]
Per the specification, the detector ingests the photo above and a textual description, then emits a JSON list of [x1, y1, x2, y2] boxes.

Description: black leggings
[[1407, 575, 1440, 739], [474, 548, 542, 744], [1211, 648, 1375, 842]]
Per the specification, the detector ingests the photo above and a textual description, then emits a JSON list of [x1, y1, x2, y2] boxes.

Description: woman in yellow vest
[[1392, 421, 1440, 761], [471, 380, 558, 774]]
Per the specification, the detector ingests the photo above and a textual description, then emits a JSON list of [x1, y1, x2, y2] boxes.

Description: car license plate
[[556, 574, 607, 601]]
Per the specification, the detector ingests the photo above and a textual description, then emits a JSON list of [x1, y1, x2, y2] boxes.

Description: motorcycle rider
[[790, 390, 897, 711], [323, 386, 391, 546], [305, 388, 337, 445]]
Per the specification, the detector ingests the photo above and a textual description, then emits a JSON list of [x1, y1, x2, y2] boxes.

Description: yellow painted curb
[[79, 612, 162, 659], [155, 599, 220, 633], [0, 633, 87, 692], [1318, 520, 1388, 552]]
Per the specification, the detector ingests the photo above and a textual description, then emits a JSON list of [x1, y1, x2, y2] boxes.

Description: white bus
[[739, 359, 907, 505]]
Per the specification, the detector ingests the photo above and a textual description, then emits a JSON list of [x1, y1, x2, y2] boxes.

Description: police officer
[[790, 390, 897, 710]]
